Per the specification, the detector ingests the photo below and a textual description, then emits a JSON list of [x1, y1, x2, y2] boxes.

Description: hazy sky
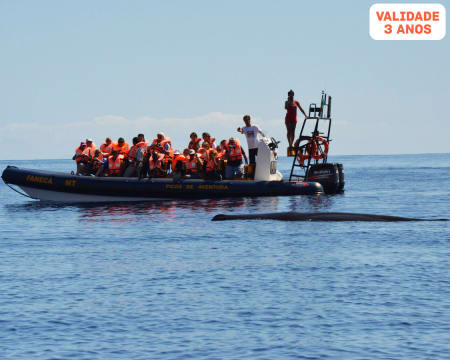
[[1, 0, 449, 159]]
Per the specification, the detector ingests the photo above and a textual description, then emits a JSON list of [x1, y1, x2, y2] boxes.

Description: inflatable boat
[[2, 92, 345, 202], [1, 137, 323, 202]]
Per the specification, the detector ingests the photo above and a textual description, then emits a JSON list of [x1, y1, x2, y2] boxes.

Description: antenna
[[327, 96, 332, 118]]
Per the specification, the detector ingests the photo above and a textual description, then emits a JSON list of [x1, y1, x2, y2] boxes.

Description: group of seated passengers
[[73, 131, 249, 180]]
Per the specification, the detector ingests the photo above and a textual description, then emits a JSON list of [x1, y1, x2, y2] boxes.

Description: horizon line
[[0, 152, 449, 162]]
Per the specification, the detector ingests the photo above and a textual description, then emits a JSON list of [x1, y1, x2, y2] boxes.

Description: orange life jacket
[[185, 157, 199, 173], [226, 139, 243, 162], [188, 138, 201, 151], [134, 141, 149, 159], [203, 137, 216, 149], [216, 150, 226, 161], [205, 158, 216, 172], [149, 153, 165, 170], [100, 142, 114, 155], [74, 147, 90, 163], [172, 155, 185, 171], [197, 148, 208, 161], [91, 153, 104, 171], [151, 137, 172, 153], [136, 141, 149, 148], [108, 155, 124, 175], [85, 143, 97, 157], [112, 142, 129, 155], [128, 145, 137, 161]]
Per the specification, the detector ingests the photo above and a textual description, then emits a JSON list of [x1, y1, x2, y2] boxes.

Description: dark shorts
[[249, 148, 258, 164]]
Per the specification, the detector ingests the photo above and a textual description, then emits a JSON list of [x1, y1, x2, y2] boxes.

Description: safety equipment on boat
[[294, 138, 312, 165], [226, 138, 243, 162], [108, 155, 124, 175], [311, 136, 329, 160], [149, 153, 165, 170], [74, 146, 90, 163], [136, 141, 149, 149], [188, 138, 201, 150], [205, 159, 215, 172], [91, 154, 104, 171], [151, 137, 172, 154], [100, 142, 114, 155], [198, 148, 208, 160], [113, 142, 129, 155], [128, 145, 138, 161], [172, 154, 185, 171], [203, 137, 216, 148], [295, 136, 329, 164], [186, 158, 199, 173]]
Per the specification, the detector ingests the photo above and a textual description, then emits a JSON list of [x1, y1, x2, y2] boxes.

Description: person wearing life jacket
[[198, 142, 210, 161], [202, 132, 216, 149], [225, 137, 248, 179], [218, 140, 229, 178], [203, 149, 220, 180], [148, 151, 166, 178], [123, 137, 140, 177], [106, 150, 125, 177], [100, 137, 114, 156], [285, 89, 307, 149], [151, 132, 172, 153], [151, 132, 173, 171], [133, 135, 149, 178], [185, 149, 203, 178], [112, 137, 129, 156], [85, 138, 97, 158], [136, 133, 149, 147], [188, 132, 201, 151], [171, 150, 186, 179], [90, 149, 105, 176], [214, 145, 226, 178], [73, 142, 91, 175]]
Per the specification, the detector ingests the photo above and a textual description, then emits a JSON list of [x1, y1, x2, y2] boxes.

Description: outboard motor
[[306, 163, 344, 194], [254, 137, 283, 181]]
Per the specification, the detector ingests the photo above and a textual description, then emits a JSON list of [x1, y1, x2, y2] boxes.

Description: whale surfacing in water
[[212, 212, 447, 222]]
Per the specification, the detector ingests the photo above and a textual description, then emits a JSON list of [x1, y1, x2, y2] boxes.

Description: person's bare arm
[[257, 126, 265, 137], [296, 101, 307, 117], [241, 147, 248, 165]]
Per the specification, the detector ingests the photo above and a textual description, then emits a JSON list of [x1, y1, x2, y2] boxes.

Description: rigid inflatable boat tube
[[212, 212, 448, 222]]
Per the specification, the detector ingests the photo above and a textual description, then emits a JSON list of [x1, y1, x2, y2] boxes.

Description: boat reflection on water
[[74, 197, 280, 223], [4, 194, 339, 223], [288, 193, 336, 213]]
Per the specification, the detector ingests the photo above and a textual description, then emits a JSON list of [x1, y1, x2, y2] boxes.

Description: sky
[[0, 0, 449, 159]]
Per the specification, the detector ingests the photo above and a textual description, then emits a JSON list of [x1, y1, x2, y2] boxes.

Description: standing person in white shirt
[[237, 115, 265, 165]]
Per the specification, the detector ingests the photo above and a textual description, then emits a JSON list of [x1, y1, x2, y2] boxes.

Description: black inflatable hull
[[1, 166, 323, 202]]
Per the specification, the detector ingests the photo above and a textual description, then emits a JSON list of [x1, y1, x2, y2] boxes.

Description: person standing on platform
[[285, 89, 307, 149], [237, 115, 265, 165]]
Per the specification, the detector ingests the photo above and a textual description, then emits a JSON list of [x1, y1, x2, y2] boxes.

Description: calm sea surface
[[1, 154, 449, 360]]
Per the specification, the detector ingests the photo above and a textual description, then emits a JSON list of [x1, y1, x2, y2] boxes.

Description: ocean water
[[0, 154, 449, 360]]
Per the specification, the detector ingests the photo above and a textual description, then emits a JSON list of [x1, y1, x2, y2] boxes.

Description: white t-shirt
[[242, 125, 264, 149]]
